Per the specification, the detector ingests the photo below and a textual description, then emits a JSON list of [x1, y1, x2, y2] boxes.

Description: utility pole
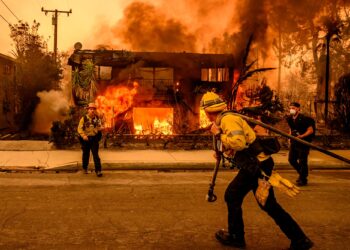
[[41, 7, 72, 61]]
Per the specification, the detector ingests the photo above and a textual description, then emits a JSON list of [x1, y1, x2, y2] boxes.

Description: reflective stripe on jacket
[[216, 112, 256, 151]]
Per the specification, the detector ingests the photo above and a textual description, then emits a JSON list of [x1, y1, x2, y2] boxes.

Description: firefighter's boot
[[215, 229, 246, 248], [290, 237, 314, 250]]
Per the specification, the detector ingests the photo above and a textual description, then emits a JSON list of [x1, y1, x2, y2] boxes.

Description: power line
[[0, 13, 11, 25], [0, 0, 20, 21]]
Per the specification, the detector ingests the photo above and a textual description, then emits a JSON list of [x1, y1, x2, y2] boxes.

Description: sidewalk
[[0, 141, 349, 171]]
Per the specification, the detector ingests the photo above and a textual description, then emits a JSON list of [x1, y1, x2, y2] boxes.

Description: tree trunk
[[277, 28, 282, 94], [325, 36, 330, 125]]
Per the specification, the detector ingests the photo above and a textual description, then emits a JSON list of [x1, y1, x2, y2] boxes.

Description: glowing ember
[[199, 108, 211, 128], [133, 107, 173, 135], [233, 69, 240, 84], [95, 82, 138, 128]]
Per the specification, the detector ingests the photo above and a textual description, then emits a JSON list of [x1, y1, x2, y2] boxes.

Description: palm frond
[[241, 34, 254, 67], [242, 60, 257, 74]]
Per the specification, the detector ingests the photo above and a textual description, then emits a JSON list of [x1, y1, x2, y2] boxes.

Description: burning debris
[[133, 107, 173, 135], [95, 82, 138, 129]]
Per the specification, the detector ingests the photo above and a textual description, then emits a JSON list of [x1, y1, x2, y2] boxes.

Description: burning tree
[[238, 78, 284, 125], [228, 37, 275, 107], [227, 36, 283, 124]]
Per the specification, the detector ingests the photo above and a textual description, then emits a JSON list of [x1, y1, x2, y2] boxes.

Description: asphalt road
[[0, 170, 349, 250]]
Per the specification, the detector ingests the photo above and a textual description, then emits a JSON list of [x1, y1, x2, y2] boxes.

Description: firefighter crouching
[[77, 103, 104, 177], [201, 92, 313, 250]]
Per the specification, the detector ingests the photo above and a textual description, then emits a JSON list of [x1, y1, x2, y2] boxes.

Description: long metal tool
[[233, 112, 350, 165]]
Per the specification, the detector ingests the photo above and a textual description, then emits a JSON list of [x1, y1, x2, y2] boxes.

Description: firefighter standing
[[201, 92, 313, 249], [77, 103, 103, 177], [287, 102, 315, 186]]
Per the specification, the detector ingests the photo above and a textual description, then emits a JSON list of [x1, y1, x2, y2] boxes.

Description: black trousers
[[288, 144, 310, 182], [225, 161, 306, 242], [81, 136, 101, 172]]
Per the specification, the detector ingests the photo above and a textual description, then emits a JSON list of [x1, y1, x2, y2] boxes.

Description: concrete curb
[[1, 161, 349, 172], [0, 148, 349, 172]]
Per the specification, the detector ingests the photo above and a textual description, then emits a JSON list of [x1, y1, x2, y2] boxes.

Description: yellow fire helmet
[[200, 91, 227, 113]]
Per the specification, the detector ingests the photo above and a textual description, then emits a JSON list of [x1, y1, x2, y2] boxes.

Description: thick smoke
[[229, 0, 269, 59], [31, 90, 69, 134], [113, 2, 196, 52], [93, 0, 346, 56], [88, 0, 350, 85]]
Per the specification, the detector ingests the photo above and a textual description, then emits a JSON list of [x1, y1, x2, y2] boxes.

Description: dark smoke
[[92, 0, 350, 61], [229, 0, 269, 60], [113, 2, 196, 52], [206, 0, 350, 61]]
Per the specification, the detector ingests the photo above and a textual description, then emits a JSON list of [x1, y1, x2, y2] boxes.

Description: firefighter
[[77, 103, 104, 177], [201, 92, 313, 249]]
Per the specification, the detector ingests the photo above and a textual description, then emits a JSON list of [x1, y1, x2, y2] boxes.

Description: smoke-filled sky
[[1, 0, 348, 57], [0, 0, 243, 56]]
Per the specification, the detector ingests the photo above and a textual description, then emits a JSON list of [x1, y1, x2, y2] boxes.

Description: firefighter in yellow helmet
[[201, 92, 313, 250]]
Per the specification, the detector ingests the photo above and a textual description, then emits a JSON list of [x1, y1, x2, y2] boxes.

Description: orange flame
[[233, 69, 240, 84], [133, 107, 173, 135], [199, 108, 211, 128], [95, 82, 138, 128]]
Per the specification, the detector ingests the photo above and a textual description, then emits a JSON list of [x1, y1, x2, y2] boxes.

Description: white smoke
[[31, 90, 70, 134]]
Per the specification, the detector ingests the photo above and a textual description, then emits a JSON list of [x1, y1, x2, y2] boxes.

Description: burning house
[[68, 48, 235, 135]]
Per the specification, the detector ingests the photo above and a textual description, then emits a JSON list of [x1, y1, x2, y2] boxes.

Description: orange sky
[[0, 0, 240, 56], [0, 0, 135, 56]]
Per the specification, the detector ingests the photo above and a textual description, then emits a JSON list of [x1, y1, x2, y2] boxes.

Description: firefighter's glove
[[268, 171, 300, 197], [255, 178, 271, 206], [223, 149, 235, 158]]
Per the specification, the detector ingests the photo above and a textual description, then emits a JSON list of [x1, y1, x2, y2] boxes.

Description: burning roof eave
[[68, 49, 236, 69]]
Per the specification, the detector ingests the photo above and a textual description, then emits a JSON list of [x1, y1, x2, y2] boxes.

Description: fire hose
[[206, 112, 350, 202]]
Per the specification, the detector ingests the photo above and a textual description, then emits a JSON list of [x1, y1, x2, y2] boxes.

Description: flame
[[233, 69, 240, 84], [134, 124, 143, 134], [133, 107, 173, 135], [95, 82, 138, 128], [199, 108, 211, 128], [153, 118, 172, 135]]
